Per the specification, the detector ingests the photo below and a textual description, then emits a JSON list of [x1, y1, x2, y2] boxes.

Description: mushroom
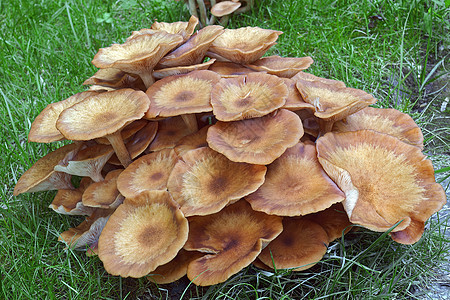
[[208, 61, 254, 77], [280, 78, 315, 111], [50, 177, 94, 216], [167, 147, 266, 216], [316, 130, 446, 244], [150, 15, 199, 43], [82, 169, 124, 209], [207, 109, 304, 164], [91, 32, 183, 88], [258, 217, 329, 271], [82, 68, 146, 91], [152, 58, 217, 79], [211, 73, 288, 121], [184, 200, 283, 286], [246, 142, 345, 216], [246, 55, 314, 78], [147, 116, 194, 152], [208, 27, 283, 64], [173, 125, 210, 156], [291, 71, 346, 88], [98, 190, 188, 277], [116, 149, 178, 199], [56, 89, 150, 168], [210, 1, 241, 18]]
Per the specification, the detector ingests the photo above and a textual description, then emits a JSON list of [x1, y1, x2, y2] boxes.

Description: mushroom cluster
[[14, 16, 446, 286]]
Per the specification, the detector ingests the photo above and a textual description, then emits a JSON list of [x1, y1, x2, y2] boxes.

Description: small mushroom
[[82, 169, 124, 209], [246, 55, 314, 78]]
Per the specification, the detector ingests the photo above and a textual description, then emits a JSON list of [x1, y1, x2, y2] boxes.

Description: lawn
[[1, 0, 449, 299]]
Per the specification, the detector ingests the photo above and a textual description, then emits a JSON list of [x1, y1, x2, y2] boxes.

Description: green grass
[[1, 0, 449, 298]]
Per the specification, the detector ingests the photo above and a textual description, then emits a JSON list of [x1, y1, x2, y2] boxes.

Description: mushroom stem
[[140, 72, 156, 89], [106, 131, 132, 168], [318, 119, 334, 135], [188, 0, 199, 19], [197, 0, 208, 27], [181, 114, 199, 134]]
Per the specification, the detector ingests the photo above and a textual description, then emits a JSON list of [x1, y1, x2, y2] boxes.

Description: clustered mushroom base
[[14, 16, 446, 287]]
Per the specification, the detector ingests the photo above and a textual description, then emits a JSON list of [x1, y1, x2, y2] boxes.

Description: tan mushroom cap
[[56, 89, 149, 141], [117, 149, 178, 199], [291, 71, 346, 88], [28, 91, 100, 143], [184, 200, 283, 286], [208, 61, 254, 77], [13, 143, 79, 196], [150, 15, 199, 42], [209, 27, 283, 64], [50, 177, 94, 215], [280, 78, 315, 111], [316, 130, 446, 243], [246, 142, 345, 216], [211, 73, 288, 121], [54, 143, 114, 182], [296, 80, 377, 122], [152, 59, 217, 79], [98, 191, 188, 278], [158, 25, 224, 68], [147, 116, 193, 152], [246, 56, 314, 78], [258, 218, 328, 271], [207, 109, 304, 164], [58, 209, 112, 251], [304, 203, 353, 242], [148, 249, 203, 284], [332, 107, 424, 149], [92, 32, 183, 87], [211, 1, 242, 17], [108, 121, 158, 166], [145, 70, 221, 118], [82, 169, 124, 209], [174, 125, 210, 156], [167, 147, 266, 216], [82, 68, 145, 90]]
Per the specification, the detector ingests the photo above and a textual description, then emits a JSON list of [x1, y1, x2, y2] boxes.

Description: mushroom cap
[[184, 200, 283, 286], [246, 56, 314, 78], [98, 190, 188, 278], [211, 73, 288, 121], [158, 25, 224, 68], [82, 68, 145, 90], [28, 91, 100, 143], [13, 143, 79, 196], [147, 249, 203, 284], [208, 61, 254, 77], [117, 149, 178, 199], [150, 15, 199, 42], [56, 89, 150, 141], [147, 116, 193, 152], [91, 32, 183, 75], [207, 109, 304, 164], [246, 142, 345, 216], [291, 71, 346, 88], [280, 78, 315, 111], [82, 169, 124, 209], [50, 177, 94, 215], [145, 70, 220, 118], [167, 147, 266, 216], [316, 130, 446, 242], [211, 1, 242, 17], [152, 58, 217, 79], [332, 107, 424, 148], [296, 80, 377, 122], [209, 27, 283, 64], [258, 217, 328, 271]]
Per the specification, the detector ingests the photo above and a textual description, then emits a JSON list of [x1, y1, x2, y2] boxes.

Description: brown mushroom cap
[[207, 109, 304, 164], [316, 130, 446, 243], [145, 70, 220, 118], [174, 125, 210, 156], [98, 190, 188, 278], [158, 25, 224, 68], [208, 61, 254, 77], [209, 27, 283, 64], [246, 56, 314, 78], [116, 149, 178, 199], [246, 142, 345, 216], [50, 177, 94, 215], [332, 107, 424, 148], [82, 68, 145, 90], [184, 200, 283, 286], [82, 169, 124, 209], [28, 91, 100, 143], [280, 78, 315, 111], [153, 59, 217, 79], [167, 147, 266, 216], [150, 15, 199, 42], [258, 217, 328, 271], [291, 71, 346, 88], [13, 143, 79, 196], [147, 116, 193, 152], [211, 1, 242, 17], [211, 73, 288, 121]]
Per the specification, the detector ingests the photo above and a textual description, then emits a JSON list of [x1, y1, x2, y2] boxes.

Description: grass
[[1, 0, 449, 298]]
